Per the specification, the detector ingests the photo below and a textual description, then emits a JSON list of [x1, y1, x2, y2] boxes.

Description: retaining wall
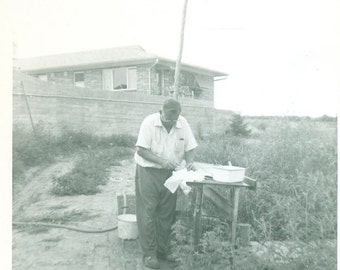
[[13, 70, 233, 137]]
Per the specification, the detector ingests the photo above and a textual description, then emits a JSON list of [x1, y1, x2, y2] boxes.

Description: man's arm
[[185, 149, 196, 171], [136, 146, 180, 170]]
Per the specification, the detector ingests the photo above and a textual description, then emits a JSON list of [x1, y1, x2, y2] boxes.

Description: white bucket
[[117, 214, 138, 240]]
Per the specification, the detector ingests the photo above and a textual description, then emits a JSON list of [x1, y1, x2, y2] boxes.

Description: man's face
[[162, 107, 181, 125]]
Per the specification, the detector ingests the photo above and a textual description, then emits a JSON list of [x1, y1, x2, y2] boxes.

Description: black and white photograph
[[1, 0, 339, 269]]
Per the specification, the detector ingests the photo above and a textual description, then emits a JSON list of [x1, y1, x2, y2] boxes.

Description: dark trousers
[[135, 165, 177, 256]]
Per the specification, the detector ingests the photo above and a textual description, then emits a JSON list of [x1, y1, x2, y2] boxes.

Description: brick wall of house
[[36, 69, 103, 90], [31, 65, 215, 101], [35, 66, 149, 93], [163, 70, 175, 96], [149, 68, 159, 95], [13, 71, 231, 137], [49, 71, 74, 85], [84, 69, 102, 89], [136, 66, 150, 93]]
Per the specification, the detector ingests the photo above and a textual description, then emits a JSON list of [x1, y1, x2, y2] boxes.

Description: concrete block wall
[[13, 71, 232, 137]]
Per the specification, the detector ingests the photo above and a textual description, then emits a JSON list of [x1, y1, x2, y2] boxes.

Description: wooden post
[[231, 188, 240, 247], [173, 0, 189, 100], [237, 223, 251, 247], [193, 185, 203, 248], [20, 81, 36, 134]]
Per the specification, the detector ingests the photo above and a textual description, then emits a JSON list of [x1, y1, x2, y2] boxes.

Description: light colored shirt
[[134, 112, 198, 168]]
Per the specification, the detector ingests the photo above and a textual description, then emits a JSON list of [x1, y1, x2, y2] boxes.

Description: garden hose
[[12, 221, 117, 233]]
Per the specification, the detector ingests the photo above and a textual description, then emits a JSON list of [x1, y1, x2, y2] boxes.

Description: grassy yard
[[173, 116, 337, 269], [13, 123, 136, 196], [13, 116, 337, 269]]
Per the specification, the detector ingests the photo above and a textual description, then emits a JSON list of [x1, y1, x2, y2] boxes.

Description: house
[[14, 46, 227, 101]]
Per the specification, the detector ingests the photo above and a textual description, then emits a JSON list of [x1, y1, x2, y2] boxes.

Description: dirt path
[[12, 157, 174, 270]]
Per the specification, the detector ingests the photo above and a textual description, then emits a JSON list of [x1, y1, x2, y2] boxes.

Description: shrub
[[257, 122, 267, 131], [227, 114, 252, 137], [51, 147, 133, 196], [172, 223, 337, 270], [12, 124, 137, 185], [102, 134, 136, 148], [316, 114, 337, 122], [171, 222, 233, 269], [13, 123, 59, 184], [192, 119, 337, 244], [55, 131, 136, 153]]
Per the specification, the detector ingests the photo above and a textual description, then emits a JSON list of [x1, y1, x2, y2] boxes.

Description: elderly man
[[134, 98, 197, 269]]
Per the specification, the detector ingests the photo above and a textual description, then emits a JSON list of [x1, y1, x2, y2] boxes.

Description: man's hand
[[186, 162, 196, 171], [160, 159, 181, 171]]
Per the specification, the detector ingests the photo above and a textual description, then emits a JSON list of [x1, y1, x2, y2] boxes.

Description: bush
[[195, 119, 337, 242], [13, 124, 59, 184], [55, 131, 136, 154], [172, 223, 337, 270], [51, 147, 134, 196], [227, 114, 252, 137], [13, 124, 137, 184], [315, 114, 337, 122]]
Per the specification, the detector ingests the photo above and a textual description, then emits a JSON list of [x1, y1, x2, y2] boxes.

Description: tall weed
[[13, 123, 136, 185], [193, 119, 337, 243], [51, 147, 134, 196]]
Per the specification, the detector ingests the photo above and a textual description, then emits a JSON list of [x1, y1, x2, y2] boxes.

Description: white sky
[[10, 0, 340, 116]]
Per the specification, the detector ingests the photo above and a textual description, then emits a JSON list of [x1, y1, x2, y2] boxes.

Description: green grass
[[51, 147, 134, 196], [13, 118, 337, 269], [173, 117, 337, 269], [13, 122, 136, 195]]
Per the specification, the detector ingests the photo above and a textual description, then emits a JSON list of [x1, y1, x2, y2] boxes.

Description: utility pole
[[173, 0, 189, 100], [21, 81, 36, 134]]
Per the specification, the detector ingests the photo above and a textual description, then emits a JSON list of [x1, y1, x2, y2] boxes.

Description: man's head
[[161, 98, 181, 125]]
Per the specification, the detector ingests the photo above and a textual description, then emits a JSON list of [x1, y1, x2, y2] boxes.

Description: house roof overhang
[[17, 59, 159, 74], [15, 46, 228, 78], [156, 58, 227, 77]]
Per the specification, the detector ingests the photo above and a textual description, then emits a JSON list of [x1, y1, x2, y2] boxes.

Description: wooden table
[[186, 177, 256, 248]]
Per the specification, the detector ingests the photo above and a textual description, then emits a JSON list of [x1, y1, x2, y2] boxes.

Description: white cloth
[[164, 168, 205, 195], [134, 112, 198, 168]]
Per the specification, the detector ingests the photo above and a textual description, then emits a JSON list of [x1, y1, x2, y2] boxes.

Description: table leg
[[231, 187, 240, 247], [193, 185, 203, 247]]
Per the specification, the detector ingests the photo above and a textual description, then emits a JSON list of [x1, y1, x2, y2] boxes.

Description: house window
[[74, 72, 85, 88], [103, 67, 137, 91], [37, 74, 48, 81]]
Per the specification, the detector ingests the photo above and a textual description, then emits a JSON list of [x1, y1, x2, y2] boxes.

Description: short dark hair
[[162, 98, 181, 111]]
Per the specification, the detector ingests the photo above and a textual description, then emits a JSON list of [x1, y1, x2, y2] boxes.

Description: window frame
[[37, 74, 48, 81], [74, 71, 85, 88], [111, 67, 137, 91]]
